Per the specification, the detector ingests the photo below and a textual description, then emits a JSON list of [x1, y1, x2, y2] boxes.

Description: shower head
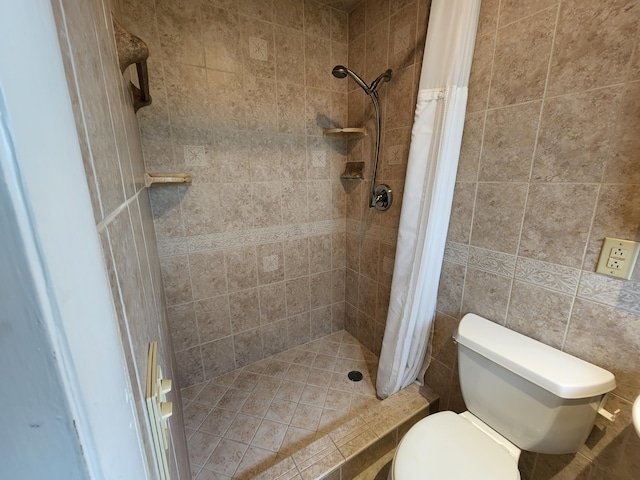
[[331, 65, 349, 79], [332, 65, 371, 94]]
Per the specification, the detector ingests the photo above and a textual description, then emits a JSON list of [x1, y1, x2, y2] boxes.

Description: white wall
[[0, 1, 149, 478]]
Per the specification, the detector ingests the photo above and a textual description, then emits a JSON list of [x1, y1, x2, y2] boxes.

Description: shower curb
[[253, 384, 435, 480]]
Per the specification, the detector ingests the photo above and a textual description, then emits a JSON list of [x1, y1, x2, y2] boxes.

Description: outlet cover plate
[[595, 237, 640, 280]]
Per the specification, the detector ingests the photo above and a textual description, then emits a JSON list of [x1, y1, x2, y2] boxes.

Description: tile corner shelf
[[145, 173, 192, 187], [340, 161, 365, 179], [323, 127, 367, 139]]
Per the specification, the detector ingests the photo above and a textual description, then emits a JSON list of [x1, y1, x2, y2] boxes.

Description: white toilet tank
[[454, 314, 616, 454]]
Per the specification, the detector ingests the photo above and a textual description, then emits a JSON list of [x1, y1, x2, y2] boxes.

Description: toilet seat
[[391, 411, 520, 480]]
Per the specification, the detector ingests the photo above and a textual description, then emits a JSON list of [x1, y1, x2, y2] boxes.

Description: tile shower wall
[[52, 0, 189, 478], [429, 1, 640, 479], [343, 0, 430, 354], [121, 0, 352, 388]]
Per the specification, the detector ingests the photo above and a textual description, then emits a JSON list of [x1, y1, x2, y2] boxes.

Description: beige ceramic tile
[[480, 101, 540, 182], [304, 0, 331, 38], [201, 337, 236, 379], [470, 182, 528, 254], [202, 5, 241, 74], [199, 408, 236, 437], [233, 327, 264, 367], [457, 112, 483, 181], [176, 346, 205, 387], [161, 255, 193, 306], [287, 313, 312, 348], [167, 303, 199, 351], [259, 282, 287, 324], [156, 0, 204, 67], [251, 419, 287, 452], [564, 299, 640, 402], [224, 246, 258, 292], [189, 251, 227, 301], [348, 1, 366, 40], [207, 69, 245, 131], [234, 445, 276, 479], [262, 320, 290, 357], [476, 0, 499, 37], [466, 32, 495, 113], [461, 268, 512, 325], [547, 0, 637, 96], [603, 81, 640, 185], [274, 0, 304, 30], [519, 183, 598, 268], [583, 185, 640, 275], [388, 2, 418, 72], [184, 401, 213, 431], [205, 438, 249, 476], [229, 289, 260, 333], [533, 88, 620, 183], [188, 431, 221, 467], [499, 0, 558, 27], [365, 0, 389, 31], [244, 75, 278, 133], [505, 281, 572, 349], [224, 413, 262, 444], [447, 182, 476, 244], [488, 8, 556, 107]]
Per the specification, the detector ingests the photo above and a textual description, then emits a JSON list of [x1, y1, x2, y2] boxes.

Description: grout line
[[496, 3, 561, 30], [504, 2, 562, 327]]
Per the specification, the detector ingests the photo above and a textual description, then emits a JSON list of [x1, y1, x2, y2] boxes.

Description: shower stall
[[117, 0, 431, 477]]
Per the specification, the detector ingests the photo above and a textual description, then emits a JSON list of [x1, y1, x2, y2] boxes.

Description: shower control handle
[[372, 184, 392, 211]]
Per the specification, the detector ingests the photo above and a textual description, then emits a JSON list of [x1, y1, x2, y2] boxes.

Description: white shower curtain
[[376, 0, 481, 399]]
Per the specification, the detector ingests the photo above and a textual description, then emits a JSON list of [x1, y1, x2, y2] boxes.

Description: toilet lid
[[394, 411, 520, 480]]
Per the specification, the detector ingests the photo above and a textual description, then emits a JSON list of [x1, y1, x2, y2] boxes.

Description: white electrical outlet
[[596, 237, 640, 280], [606, 258, 622, 270], [610, 247, 628, 259]]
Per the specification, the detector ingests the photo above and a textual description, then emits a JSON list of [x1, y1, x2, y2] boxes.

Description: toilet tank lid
[[455, 314, 616, 399]]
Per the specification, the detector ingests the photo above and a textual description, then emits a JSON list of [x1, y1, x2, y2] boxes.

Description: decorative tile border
[[157, 237, 188, 257], [468, 246, 516, 278], [157, 220, 346, 257], [444, 242, 469, 266], [578, 272, 640, 316], [515, 257, 580, 295]]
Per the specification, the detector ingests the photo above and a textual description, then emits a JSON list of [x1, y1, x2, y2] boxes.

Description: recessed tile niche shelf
[[340, 161, 365, 179], [323, 127, 367, 180]]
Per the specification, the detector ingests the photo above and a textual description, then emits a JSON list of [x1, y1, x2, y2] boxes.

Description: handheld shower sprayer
[[331, 65, 394, 211]]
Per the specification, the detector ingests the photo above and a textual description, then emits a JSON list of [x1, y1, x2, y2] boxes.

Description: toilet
[[390, 313, 616, 479]]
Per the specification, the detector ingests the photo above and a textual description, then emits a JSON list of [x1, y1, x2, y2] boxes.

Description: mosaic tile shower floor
[[181, 330, 381, 479]]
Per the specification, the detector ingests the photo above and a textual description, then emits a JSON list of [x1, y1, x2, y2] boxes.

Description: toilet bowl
[[390, 313, 616, 479], [390, 411, 520, 479]]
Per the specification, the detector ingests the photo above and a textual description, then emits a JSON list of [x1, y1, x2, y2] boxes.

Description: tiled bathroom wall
[[51, 0, 189, 478], [429, 0, 640, 478], [343, 0, 431, 354], [120, 0, 354, 388]]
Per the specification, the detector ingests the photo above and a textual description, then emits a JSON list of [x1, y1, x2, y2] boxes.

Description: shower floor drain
[[348, 371, 363, 382]]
